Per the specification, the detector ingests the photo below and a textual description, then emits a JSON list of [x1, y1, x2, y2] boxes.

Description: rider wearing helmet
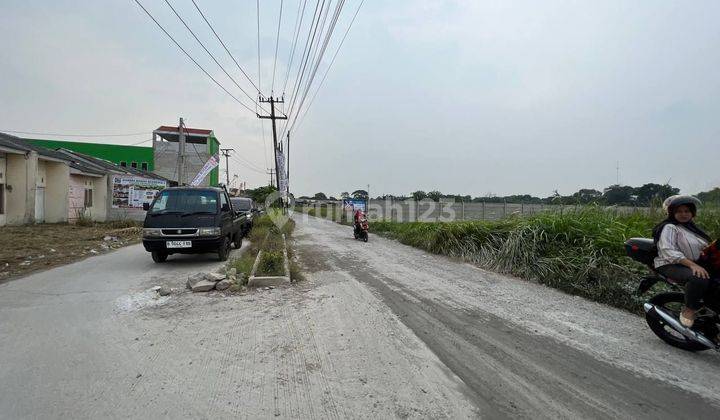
[[652, 195, 713, 327]]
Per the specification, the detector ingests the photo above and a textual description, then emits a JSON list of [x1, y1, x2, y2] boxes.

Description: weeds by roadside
[[226, 211, 302, 290], [369, 207, 720, 313], [0, 221, 143, 282]]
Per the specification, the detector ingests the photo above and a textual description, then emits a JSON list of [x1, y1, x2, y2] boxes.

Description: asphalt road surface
[[1, 216, 719, 419]]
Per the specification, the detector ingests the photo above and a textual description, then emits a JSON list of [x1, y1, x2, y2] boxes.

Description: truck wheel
[[218, 237, 231, 261], [152, 251, 168, 263], [232, 233, 242, 249]]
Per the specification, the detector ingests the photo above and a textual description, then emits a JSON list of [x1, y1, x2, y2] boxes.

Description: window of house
[[131, 162, 137, 168], [120, 161, 127, 167], [141, 162, 148, 171], [84, 188, 93, 208]]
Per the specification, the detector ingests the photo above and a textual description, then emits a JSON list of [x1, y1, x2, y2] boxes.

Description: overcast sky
[[1, 1, 719, 198]]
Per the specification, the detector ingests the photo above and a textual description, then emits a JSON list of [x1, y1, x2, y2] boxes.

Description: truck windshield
[[150, 190, 218, 214]]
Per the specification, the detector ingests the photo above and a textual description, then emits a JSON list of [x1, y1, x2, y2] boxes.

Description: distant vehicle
[[141, 187, 243, 263], [230, 197, 257, 237]]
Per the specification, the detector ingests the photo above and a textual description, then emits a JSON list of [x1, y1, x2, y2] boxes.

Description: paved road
[[2, 216, 720, 419]]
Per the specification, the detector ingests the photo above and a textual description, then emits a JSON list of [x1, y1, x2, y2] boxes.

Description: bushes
[[227, 212, 301, 282], [371, 208, 720, 313]]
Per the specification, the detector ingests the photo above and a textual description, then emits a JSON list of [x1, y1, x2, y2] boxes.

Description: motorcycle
[[354, 216, 369, 242], [626, 238, 720, 352]]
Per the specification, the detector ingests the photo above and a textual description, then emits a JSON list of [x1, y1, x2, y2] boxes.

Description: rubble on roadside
[[186, 268, 240, 293]]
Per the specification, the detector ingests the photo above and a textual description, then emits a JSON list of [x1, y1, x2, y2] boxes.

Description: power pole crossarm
[[220, 148, 234, 186], [257, 96, 287, 189]]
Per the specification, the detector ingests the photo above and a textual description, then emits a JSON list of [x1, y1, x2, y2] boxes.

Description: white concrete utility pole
[[177, 117, 186, 185]]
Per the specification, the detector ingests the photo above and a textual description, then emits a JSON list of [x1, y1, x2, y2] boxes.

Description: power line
[[280, 0, 325, 137], [282, 0, 308, 95], [230, 154, 266, 174], [232, 152, 265, 173], [162, 0, 266, 113], [286, 0, 345, 134], [256, 0, 262, 93], [189, 0, 263, 95], [0, 129, 149, 138], [281, 0, 345, 139], [132, 0, 256, 114], [294, 0, 364, 132], [271, 0, 284, 94]]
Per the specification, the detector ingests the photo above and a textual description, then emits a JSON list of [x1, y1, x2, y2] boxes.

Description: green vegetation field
[[369, 207, 720, 313]]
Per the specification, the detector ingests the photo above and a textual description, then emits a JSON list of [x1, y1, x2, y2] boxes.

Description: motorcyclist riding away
[[354, 209, 366, 228], [652, 195, 717, 328]]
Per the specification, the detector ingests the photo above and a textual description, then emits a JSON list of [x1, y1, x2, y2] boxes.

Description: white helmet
[[662, 195, 701, 213]]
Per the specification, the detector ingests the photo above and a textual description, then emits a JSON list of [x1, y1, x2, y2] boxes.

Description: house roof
[[1, 132, 170, 181], [153, 125, 217, 145], [155, 126, 213, 136], [55, 149, 170, 181], [0, 132, 73, 162]]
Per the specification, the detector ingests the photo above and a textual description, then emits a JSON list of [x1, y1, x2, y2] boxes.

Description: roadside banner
[[276, 148, 287, 199], [343, 199, 367, 212], [190, 154, 220, 186], [111, 176, 167, 208]]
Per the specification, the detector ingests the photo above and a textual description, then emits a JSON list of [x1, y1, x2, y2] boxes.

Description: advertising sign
[[343, 199, 367, 212], [111, 175, 167, 208], [190, 154, 220, 186], [276, 149, 287, 199]]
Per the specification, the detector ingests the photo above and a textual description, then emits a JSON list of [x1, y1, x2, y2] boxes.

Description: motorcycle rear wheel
[[646, 292, 710, 352]]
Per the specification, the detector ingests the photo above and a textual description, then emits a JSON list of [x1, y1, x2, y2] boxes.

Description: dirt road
[[292, 215, 720, 418], [1, 216, 719, 419]]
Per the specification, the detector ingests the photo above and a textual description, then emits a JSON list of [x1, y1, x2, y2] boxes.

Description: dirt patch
[[0, 223, 141, 283]]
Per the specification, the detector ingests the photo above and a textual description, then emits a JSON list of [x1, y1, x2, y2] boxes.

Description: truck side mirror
[[143, 202, 150, 211], [222, 203, 231, 212]]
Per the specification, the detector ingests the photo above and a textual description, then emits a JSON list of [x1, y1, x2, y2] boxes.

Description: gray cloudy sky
[[1, 1, 719, 198]]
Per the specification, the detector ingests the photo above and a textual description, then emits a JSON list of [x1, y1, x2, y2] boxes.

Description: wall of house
[[5, 151, 37, 225], [0, 153, 6, 226], [68, 174, 108, 222], [68, 174, 89, 221], [44, 161, 69, 223], [93, 175, 108, 222]]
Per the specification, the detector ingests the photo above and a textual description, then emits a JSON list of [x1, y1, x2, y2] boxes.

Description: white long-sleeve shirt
[[654, 224, 709, 268]]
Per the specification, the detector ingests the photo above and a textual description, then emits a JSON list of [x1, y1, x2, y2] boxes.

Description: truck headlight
[[143, 228, 162, 237], [198, 227, 221, 236]]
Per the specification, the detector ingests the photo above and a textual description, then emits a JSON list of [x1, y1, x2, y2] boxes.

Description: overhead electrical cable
[[132, 0, 256, 114], [230, 154, 266, 174], [279, 0, 325, 137], [293, 0, 363, 132], [271, 0, 284, 94], [281, 0, 344, 139], [256, 0, 270, 169], [189, 0, 263, 95], [162, 0, 267, 113], [287, 0, 345, 133], [281, 0, 308, 96]]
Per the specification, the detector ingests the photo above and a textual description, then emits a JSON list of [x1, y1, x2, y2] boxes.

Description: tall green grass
[[371, 207, 720, 312]]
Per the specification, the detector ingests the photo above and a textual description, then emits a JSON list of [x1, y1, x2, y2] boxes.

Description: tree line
[[298, 183, 720, 207]]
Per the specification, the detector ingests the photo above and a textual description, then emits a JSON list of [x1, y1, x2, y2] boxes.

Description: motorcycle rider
[[652, 195, 714, 327], [353, 209, 366, 236]]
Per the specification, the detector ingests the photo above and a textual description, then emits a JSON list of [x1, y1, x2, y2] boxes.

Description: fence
[[303, 199, 651, 223]]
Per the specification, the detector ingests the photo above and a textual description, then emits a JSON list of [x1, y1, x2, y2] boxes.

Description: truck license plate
[[166, 240, 192, 248]]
